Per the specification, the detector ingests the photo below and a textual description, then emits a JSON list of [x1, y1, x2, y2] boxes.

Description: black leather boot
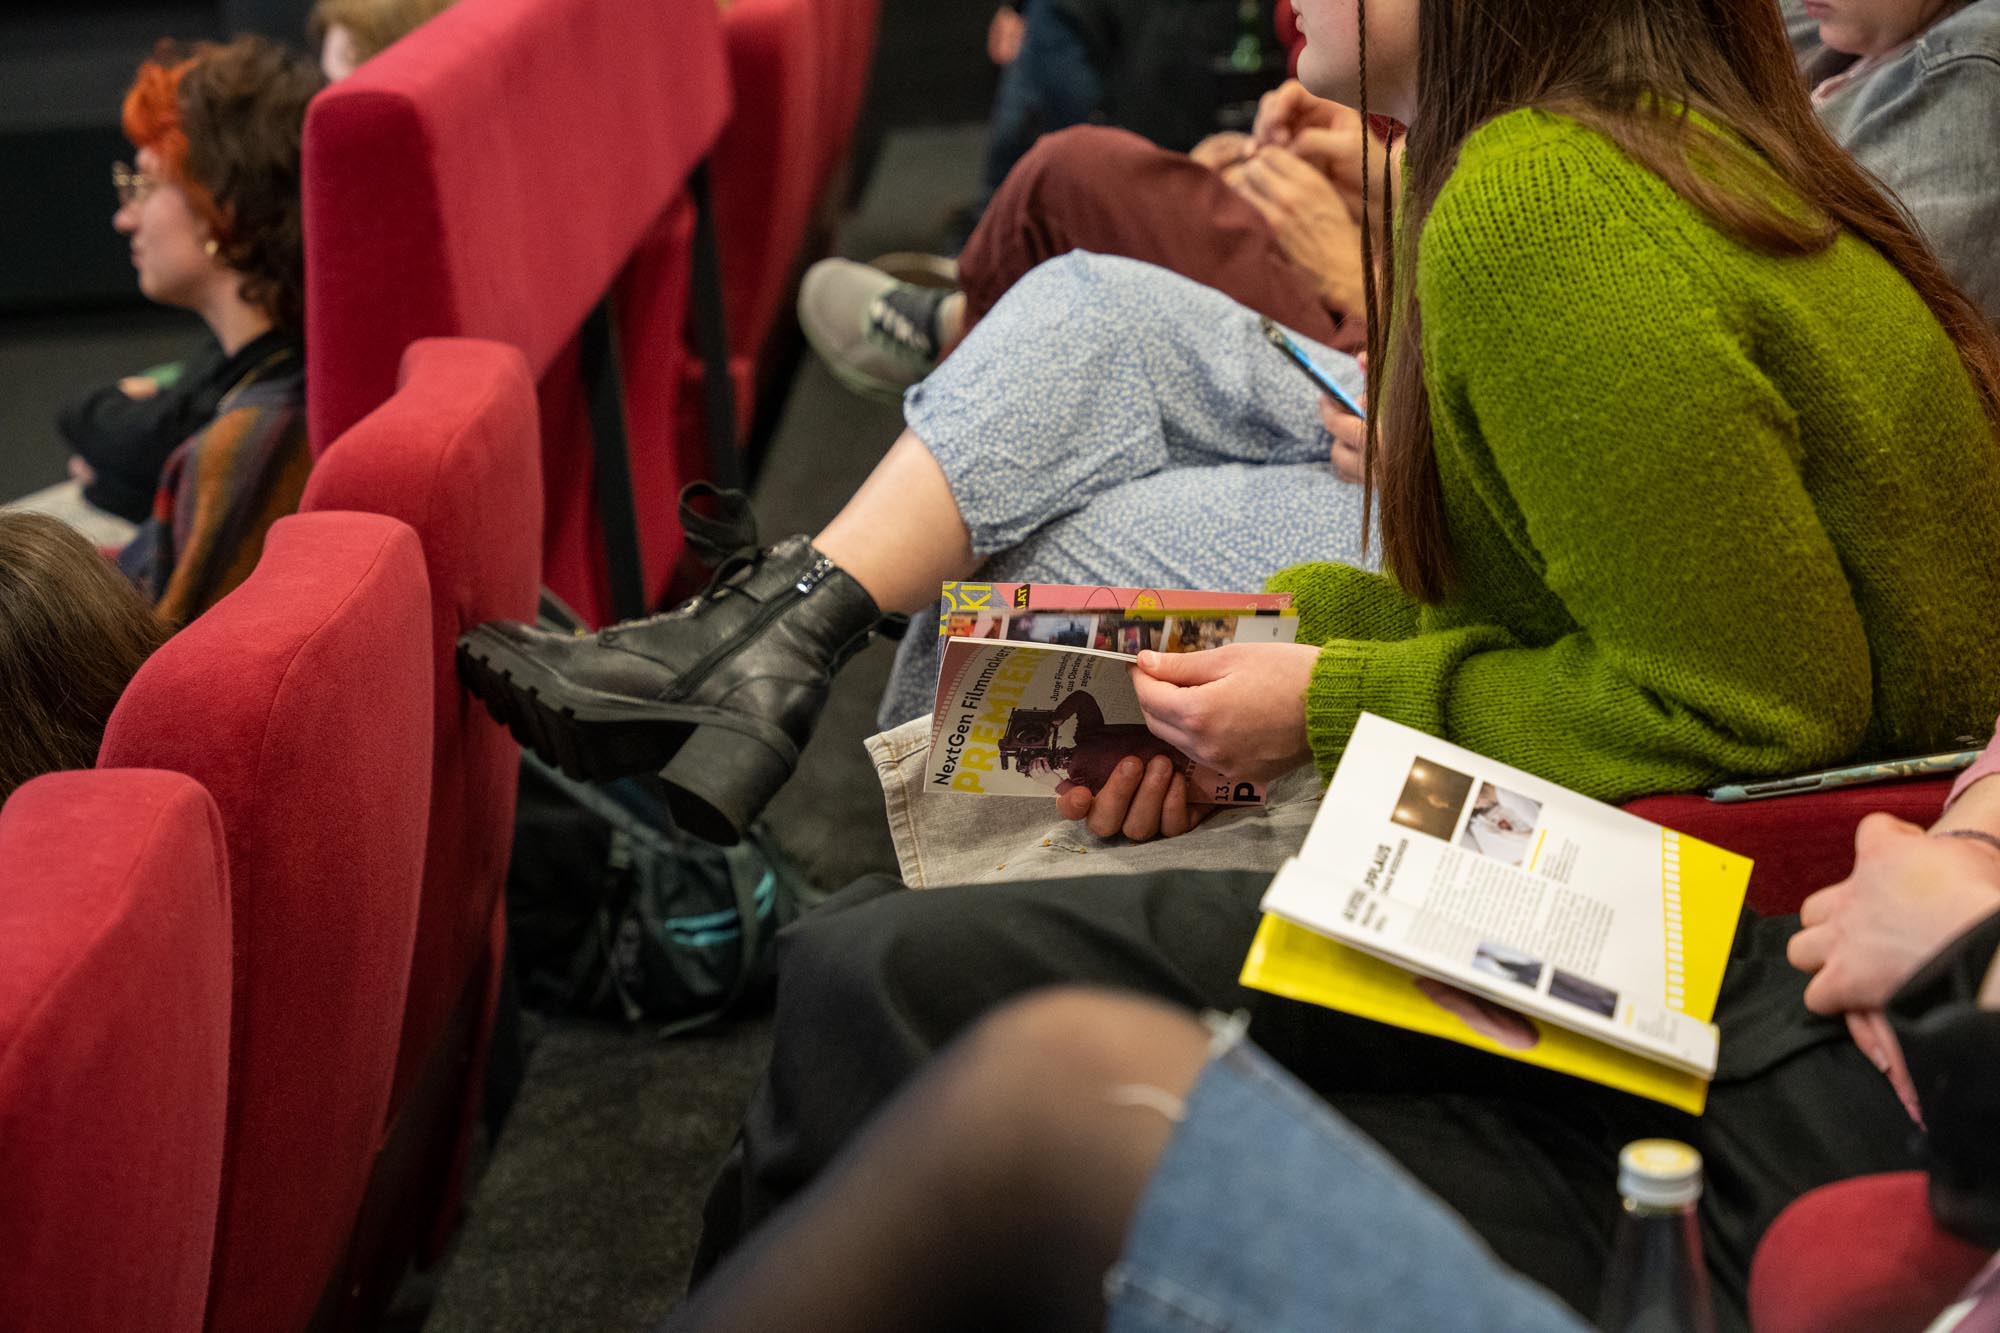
[[457, 534, 886, 843]]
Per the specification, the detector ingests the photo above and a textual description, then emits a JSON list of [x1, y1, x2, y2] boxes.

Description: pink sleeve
[[1946, 717, 2000, 810]]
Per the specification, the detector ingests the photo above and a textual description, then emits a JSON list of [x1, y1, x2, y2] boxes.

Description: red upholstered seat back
[[814, 0, 881, 171], [1624, 780, 1955, 916], [303, 337, 540, 1110], [716, 0, 827, 363], [0, 770, 232, 1333], [1751, 1172, 1993, 1333], [99, 513, 431, 1333], [304, 0, 732, 624]]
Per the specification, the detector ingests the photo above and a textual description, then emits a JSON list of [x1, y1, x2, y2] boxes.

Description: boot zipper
[[794, 556, 834, 595], [672, 558, 834, 697]]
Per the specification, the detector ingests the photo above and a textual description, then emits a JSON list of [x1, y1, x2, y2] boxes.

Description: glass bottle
[[1596, 1139, 1718, 1333]]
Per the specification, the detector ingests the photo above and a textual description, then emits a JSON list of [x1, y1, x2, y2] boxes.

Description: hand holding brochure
[[923, 582, 1298, 806], [1242, 714, 1751, 1112]]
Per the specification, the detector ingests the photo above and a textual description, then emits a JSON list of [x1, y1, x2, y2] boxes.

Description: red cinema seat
[[1751, 1172, 1992, 1333], [716, 0, 827, 365], [812, 0, 881, 174], [304, 0, 733, 626], [0, 770, 232, 1333], [301, 338, 541, 1300], [99, 513, 432, 1333], [1624, 780, 1956, 917]]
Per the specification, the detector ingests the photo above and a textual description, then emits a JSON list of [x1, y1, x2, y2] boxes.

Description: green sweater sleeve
[[1303, 116, 1875, 799], [1265, 560, 1419, 646]]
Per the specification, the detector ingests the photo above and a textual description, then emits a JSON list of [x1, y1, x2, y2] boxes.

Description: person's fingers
[[1329, 434, 1364, 484], [1801, 959, 1848, 1015], [1235, 155, 1295, 211], [1785, 921, 1830, 976], [1286, 125, 1361, 177], [1121, 756, 1176, 842], [1132, 695, 1201, 762], [1254, 145, 1322, 187], [1190, 131, 1251, 171], [1086, 757, 1145, 839], [1797, 883, 1844, 929], [1057, 784, 1093, 822], [1135, 648, 1234, 686], [1845, 1010, 1891, 1070], [1853, 810, 1923, 859], [1253, 80, 1306, 145], [1320, 402, 1367, 482], [1160, 773, 1211, 839]]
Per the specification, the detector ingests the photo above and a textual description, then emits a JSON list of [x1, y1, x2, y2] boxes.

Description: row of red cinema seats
[[305, 0, 881, 629], [1, 339, 540, 1333], [0, 0, 878, 1320]]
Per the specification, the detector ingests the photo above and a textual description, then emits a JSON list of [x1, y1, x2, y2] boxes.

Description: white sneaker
[[797, 258, 953, 404]]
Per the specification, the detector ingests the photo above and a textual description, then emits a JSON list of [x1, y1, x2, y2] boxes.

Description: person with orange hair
[[104, 37, 324, 624]]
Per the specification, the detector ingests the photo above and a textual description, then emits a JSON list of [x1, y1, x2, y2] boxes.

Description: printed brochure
[[925, 611, 1298, 806], [1241, 714, 1752, 1113]]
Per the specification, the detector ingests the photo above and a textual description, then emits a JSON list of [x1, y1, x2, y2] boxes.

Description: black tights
[[660, 989, 1213, 1333]]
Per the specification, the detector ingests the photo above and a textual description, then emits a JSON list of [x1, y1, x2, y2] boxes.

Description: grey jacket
[[1786, 0, 2000, 325]]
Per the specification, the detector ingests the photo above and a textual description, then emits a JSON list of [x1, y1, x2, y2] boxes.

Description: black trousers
[[695, 870, 1922, 1325]]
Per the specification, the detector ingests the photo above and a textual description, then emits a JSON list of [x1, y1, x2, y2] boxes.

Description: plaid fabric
[[119, 343, 309, 626]]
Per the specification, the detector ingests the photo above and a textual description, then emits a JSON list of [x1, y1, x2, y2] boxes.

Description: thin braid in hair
[[1356, 0, 1383, 550]]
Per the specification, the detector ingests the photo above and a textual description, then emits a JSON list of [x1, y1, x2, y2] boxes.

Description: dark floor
[[416, 123, 987, 1333]]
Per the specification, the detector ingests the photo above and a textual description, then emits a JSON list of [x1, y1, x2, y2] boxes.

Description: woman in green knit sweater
[[1117, 0, 2000, 827], [459, 0, 2000, 847]]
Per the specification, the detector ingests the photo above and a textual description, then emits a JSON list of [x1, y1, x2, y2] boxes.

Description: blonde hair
[[308, 0, 458, 65]]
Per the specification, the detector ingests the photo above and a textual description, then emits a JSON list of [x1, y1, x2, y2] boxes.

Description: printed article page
[[1260, 715, 1742, 1074]]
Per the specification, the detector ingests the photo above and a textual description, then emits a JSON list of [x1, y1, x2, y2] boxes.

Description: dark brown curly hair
[[124, 37, 326, 330]]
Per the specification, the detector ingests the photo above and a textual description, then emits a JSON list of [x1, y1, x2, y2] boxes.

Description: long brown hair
[[0, 515, 169, 803], [1355, 0, 2000, 603]]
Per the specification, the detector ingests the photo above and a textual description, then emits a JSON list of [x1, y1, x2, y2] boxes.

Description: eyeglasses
[[112, 161, 160, 207]]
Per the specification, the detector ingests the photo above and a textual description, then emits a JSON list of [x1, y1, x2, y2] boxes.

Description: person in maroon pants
[[798, 75, 1386, 404]]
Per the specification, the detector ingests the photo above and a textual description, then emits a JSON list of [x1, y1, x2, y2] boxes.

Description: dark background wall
[[0, 1, 314, 312], [0, 0, 997, 315]]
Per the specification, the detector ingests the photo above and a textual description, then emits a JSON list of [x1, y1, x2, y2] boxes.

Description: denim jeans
[[979, 0, 1105, 215], [1105, 1034, 1593, 1333]]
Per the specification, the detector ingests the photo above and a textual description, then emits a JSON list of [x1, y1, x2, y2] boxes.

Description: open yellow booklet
[[1239, 715, 1751, 1115]]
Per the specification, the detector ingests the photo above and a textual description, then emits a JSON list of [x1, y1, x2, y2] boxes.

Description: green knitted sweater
[[1270, 108, 2000, 801]]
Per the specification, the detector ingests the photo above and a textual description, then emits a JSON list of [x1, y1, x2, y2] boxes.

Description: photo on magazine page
[[1389, 758, 1476, 840], [926, 638, 1265, 804], [1459, 782, 1543, 867], [1093, 615, 1168, 655], [1003, 613, 1094, 648], [1389, 759, 1546, 870]]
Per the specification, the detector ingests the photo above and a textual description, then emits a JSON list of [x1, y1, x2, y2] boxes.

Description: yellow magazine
[[1240, 715, 1752, 1115]]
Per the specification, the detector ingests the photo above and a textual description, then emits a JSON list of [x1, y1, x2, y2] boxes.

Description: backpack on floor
[[503, 585, 806, 1034]]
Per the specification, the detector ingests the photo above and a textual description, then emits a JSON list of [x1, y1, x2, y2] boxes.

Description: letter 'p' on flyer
[[924, 635, 1288, 806], [1240, 714, 1753, 1113]]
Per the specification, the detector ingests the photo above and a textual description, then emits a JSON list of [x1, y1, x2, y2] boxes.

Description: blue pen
[[1260, 315, 1368, 421], [1705, 748, 1980, 802]]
